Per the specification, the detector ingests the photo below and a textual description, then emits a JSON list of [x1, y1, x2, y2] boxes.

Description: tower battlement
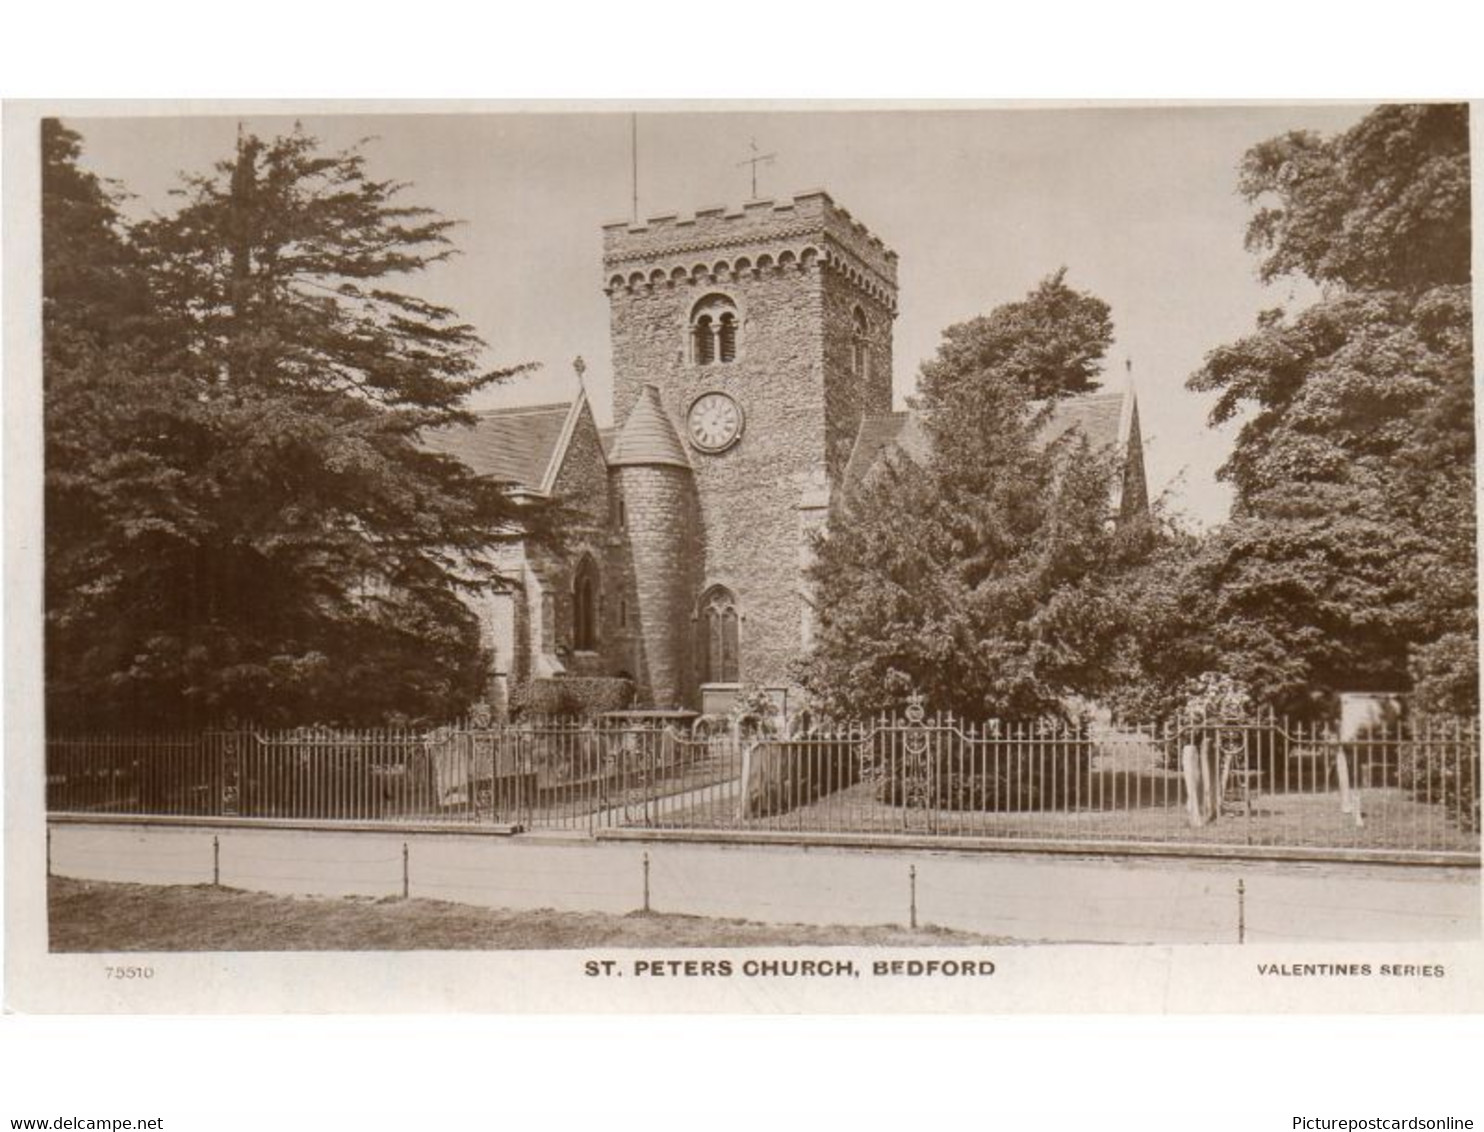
[[603, 189, 897, 313]]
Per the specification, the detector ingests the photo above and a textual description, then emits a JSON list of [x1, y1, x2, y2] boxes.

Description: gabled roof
[[843, 388, 1135, 495], [420, 401, 575, 493], [840, 410, 931, 490], [608, 384, 692, 469], [1040, 390, 1126, 452]]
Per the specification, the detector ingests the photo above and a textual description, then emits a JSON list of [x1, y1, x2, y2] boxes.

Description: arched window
[[691, 294, 739, 366], [698, 585, 740, 684], [573, 557, 599, 651], [694, 314, 715, 365], [852, 306, 869, 379], [718, 312, 737, 362]]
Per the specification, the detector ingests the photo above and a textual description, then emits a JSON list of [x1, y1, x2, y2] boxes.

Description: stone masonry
[[601, 190, 899, 702]]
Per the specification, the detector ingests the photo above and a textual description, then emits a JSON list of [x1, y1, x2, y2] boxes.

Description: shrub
[[509, 676, 634, 720], [1397, 727, 1480, 833], [729, 684, 783, 739], [867, 736, 1094, 811], [1409, 633, 1479, 717]]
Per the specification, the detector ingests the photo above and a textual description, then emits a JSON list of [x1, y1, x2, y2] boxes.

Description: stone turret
[[609, 384, 698, 708]]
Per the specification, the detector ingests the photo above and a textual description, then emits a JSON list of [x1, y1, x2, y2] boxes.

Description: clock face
[[687, 392, 744, 453]]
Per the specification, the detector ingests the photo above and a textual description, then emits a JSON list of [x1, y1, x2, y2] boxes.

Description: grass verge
[[49, 876, 1012, 951]]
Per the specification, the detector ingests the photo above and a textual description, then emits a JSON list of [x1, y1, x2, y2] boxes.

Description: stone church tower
[[603, 190, 898, 710]]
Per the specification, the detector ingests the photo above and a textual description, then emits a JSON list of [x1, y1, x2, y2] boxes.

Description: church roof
[[420, 401, 574, 491], [1039, 390, 1127, 451], [841, 410, 932, 489], [843, 388, 1132, 494], [608, 384, 692, 469]]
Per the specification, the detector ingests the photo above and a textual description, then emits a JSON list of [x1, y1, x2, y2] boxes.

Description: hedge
[[869, 739, 1094, 811], [508, 676, 635, 720]]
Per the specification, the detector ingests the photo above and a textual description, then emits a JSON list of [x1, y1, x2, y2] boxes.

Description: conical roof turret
[[608, 384, 692, 469]]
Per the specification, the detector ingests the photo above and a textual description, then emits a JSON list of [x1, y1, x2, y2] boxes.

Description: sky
[[66, 104, 1374, 527]]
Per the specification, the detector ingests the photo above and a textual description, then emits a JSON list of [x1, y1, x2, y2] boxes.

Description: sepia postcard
[[5, 99, 1482, 1014]]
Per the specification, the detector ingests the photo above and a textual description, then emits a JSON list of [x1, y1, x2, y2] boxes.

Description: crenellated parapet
[[603, 189, 898, 313]]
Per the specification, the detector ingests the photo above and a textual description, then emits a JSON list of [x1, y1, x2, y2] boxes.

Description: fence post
[[909, 863, 918, 930], [402, 842, 409, 899], [46, 827, 52, 878], [642, 850, 651, 913], [1237, 877, 1246, 944], [212, 835, 220, 887]]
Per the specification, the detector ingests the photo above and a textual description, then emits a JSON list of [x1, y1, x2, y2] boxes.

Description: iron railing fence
[[44, 720, 740, 830], [643, 713, 1480, 857], [44, 709, 1481, 858]]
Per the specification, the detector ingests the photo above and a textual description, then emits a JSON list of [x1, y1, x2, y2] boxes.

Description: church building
[[423, 189, 1148, 717]]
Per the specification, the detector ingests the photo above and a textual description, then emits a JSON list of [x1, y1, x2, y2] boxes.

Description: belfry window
[[694, 315, 715, 365], [718, 312, 737, 362], [573, 556, 599, 651], [691, 294, 740, 366], [698, 585, 740, 684]]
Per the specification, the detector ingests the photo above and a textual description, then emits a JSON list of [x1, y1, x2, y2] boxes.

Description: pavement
[[46, 819, 1481, 945]]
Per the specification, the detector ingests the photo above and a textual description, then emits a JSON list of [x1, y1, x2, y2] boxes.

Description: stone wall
[[603, 192, 900, 702], [526, 400, 627, 679], [821, 268, 895, 481], [609, 273, 825, 694]]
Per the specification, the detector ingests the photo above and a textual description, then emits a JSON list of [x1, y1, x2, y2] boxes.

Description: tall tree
[[43, 120, 202, 729], [41, 119, 152, 346], [1187, 104, 1474, 715], [801, 276, 1143, 720], [45, 123, 544, 727], [916, 268, 1113, 404]]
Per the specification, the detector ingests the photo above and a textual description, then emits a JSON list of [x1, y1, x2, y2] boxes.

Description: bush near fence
[[239, 734, 429, 819], [1398, 735, 1481, 832], [508, 677, 634, 720], [868, 737, 1094, 812]]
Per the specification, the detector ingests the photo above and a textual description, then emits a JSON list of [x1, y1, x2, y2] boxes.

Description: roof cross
[[736, 138, 776, 199]]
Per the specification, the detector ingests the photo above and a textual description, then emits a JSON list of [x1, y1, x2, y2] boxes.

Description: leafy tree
[[1097, 523, 1218, 722], [1187, 103, 1474, 716], [1239, 104, 1470, 293], [916, 268, 1113, 404], [42, 120, 153, 346], [801, 277, 1142, 721], [44, 123, 544, 728]]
